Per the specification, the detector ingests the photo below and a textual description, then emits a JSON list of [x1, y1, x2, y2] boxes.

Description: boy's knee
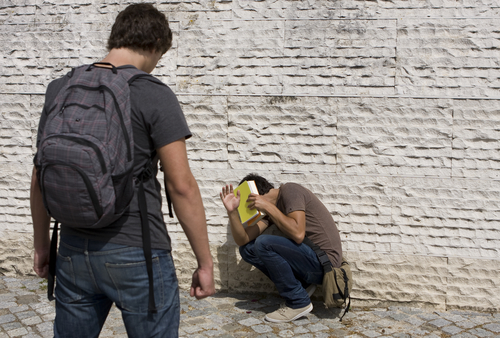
[[254, 235, 274, 252], [239, 241, 256, 262]]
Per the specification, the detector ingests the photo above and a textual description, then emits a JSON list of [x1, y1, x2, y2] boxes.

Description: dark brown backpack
[[303, 237, 353, 321]]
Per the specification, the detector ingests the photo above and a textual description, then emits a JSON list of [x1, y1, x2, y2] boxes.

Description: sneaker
[[305, 284, 317, 298], [265, 303, 313, 323]]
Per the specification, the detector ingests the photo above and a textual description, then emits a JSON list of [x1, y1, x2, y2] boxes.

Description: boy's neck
[[100, 48, 162, 74]]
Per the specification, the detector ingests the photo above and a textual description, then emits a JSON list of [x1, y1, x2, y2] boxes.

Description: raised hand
[[220, 184, 240, 213]]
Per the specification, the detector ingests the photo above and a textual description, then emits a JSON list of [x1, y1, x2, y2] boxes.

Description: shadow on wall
[[216, 223, 278, 294]]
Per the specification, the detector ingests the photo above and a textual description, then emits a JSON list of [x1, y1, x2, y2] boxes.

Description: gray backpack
[[35, 63, 165, 312], [35, 63, 145, 228]]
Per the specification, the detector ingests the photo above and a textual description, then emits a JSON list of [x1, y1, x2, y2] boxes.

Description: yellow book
[[234, 180, 265, 226]]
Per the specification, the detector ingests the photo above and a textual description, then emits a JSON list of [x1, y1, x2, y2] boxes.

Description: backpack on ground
[[34, 62, 170, 313], [303, 237, 353, 321]]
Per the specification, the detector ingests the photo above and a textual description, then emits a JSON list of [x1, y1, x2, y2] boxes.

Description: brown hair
[[107, 4, 172, 54], [239, 174, 274, 195]]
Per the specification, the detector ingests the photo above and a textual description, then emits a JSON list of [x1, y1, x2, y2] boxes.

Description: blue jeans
[[54, 235, 180, 338], [239, 235, 323, 309]]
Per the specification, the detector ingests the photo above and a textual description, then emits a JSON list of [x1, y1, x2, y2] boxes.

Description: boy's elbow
[[293, 232, 305, 245], [235, 237, 249, 247], [167, 176, 197, 198]]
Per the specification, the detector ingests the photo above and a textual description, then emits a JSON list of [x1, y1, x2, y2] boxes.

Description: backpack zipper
[[62, 102, 105, 113], [42, 135, 107, 174]]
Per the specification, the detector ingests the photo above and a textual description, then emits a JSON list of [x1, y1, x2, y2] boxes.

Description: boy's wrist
[[228, 209, 239, 217], [198, 259, 214, 271]]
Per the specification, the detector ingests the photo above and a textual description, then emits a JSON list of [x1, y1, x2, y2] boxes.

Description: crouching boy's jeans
[[239, 234, 324, 309], [54, 235, 180, 338]]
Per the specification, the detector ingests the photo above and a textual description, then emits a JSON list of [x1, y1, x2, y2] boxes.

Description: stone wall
[[1, 0, 499, 311]]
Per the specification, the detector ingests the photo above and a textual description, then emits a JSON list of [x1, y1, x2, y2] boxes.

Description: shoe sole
[[264, 303, 313, 323]]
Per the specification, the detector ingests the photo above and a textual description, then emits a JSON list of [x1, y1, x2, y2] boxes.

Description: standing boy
[[30, 4, 215, 337]]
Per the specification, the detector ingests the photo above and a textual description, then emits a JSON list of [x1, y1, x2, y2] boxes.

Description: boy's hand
[[190, 266, 215, 300], [220, 184, 240, 213], [33, 248, 50, 279], [246, 193, 271, 213]]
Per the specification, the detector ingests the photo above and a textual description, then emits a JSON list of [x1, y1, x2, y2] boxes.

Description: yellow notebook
[[234, 180, 265, 226]]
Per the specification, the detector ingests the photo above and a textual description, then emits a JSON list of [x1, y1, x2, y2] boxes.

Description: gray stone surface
[[1, 276, 499, 338]]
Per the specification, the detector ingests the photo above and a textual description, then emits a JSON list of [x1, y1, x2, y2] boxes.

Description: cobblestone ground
[[1, 276, 499, 337]]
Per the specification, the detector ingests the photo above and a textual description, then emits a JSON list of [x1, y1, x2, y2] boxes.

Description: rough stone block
[[447, 257, 500, 311], [347, 251, 447, 310]]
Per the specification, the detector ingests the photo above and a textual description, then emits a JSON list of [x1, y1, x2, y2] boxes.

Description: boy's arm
[[157, 138, 215, 299], [220, 185, 268, 246], [30, 167, 51, 278], [247, 194, 306, 244]]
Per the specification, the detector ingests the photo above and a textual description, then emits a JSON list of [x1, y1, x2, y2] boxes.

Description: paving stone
[[483, 323, 500, 333], [35, 321, 53, 333], [40, 331, 54, 338], [2, 321, 22, 331], [21, 333, 44, 338], [21, 316, 42, 326], [442, 314, 468, 322], [389, 312, 410, 321], [0, 302, 17, 310], [294, 326, 309, 334], [391, 334, 411, 338], [452, 333, 477, 338], [372, 310, 390, 317], [34, 306, 54, 316], [0, 295, 16, 303], [456, 319, 479, 329], [252, 324, 273, 333], [403, 315, 425, 326], [239, 317, 262, 326], [314, 333, 332, 338], [306, 322, 329, 332], [361, 329, 382, 337], [6, 327, 28, 337], [0, 314, 15, 325], [329, 328, 349, 337], [417, 312, 440, 321], [468, 327, 496, 337], [469, 328, 495, 337], [293, 318, 311, 326], [41, 312, 55, 321], [471, 315, 494, 326], [16, 295, 39, 305], [255, 333, 278, 338], [428, 318, 452, 327], [408, 328, 430, 336], [442, 325, 464, 334], [15, 310, 36, 320]]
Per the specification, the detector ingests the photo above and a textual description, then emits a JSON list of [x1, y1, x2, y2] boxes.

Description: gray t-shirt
[[36, 65, 191, 250], [275, 183, 342, 268]]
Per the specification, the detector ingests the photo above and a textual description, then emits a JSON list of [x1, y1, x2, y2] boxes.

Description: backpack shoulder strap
[[338, 266, 351, 321], [302, 237, 332, 273]]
